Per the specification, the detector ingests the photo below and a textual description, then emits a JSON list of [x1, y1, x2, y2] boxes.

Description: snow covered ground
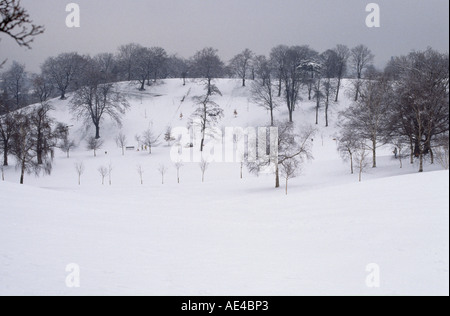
[[0, 79, 448, 295]]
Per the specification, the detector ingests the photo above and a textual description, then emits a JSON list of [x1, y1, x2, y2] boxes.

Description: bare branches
[[115, 132, 127, 155], [0, 0, 44, 49], [98, 166, 108, 185], [199, 158, 209, 182], [75, 161, 85, 185], [86, 136, 103, 157], [158, 164, 168, 184]]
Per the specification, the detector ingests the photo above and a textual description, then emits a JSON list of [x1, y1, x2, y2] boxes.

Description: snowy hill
[[0, 78, 448, 295]]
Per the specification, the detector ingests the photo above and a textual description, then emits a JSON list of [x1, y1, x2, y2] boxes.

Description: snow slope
[[0, 79, 448, 295]]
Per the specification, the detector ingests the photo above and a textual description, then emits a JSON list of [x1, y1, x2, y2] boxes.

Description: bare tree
[[229, 49, 254, 87], [164, 126, 175, 146], [191, 47, 224, 93], [337, 128, 359, 174], [93, 52, 116, 83], [340, 75, 392, 168], [312, 73, 323, 125], [41, 52, 88, 100], [2, 61, 27, 108], [247, 121, 315, 188], [191, 83, 224, 152], [32, 74, 54, 103], [389, 49, 449, 172], [98, 166, 107, 185], [281, 46, 317, 122], [320, 50, 338, 127], [391, 137, 409, 169], [269, 45, 289, 97], [350, 45, 374, 101], [11, 112, 52, 184], [435, 144, 449, 170], [0, 107, 16, 166], [334, 44, 350, 102], [142, 126, 160, 154], [87, 136, 103, 157], [0, 0, 44, 49], [251, 77, 279, 126], [58, 136, 76, 158], [174, 161, 183, 184], [116, 43, 141, 81], [30, 102, 55, 165], [137, 164, 144, 185], [115, 132, 127, 155], [199, 158, 209, 182], [133, 46, 153, 90], [354, 144, 369, 182], [158, 164, 168, 184], [70, 62, 129, 139], [75, 161, 85, 185], [149, 46, 168, 83], [280, 157, 300, 195], [135, 134, 142, 150]]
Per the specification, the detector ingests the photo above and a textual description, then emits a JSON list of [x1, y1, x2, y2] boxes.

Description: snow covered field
[[0, 79, 448, 295]]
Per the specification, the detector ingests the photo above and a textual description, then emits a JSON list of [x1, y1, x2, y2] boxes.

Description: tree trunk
[[278, 77, 282, 97], [242, 77, 245, 87], [3, 150, 8, 166], [78, 175, 81, 185], [20, 159, 25, 184], [419, 152, 424, 172], [315, 99, 319, 125], [275, 164, 280, 188], [37, 149, 43, 165], [335, 77, 341, 102], [240, 162, 243, 179], [350, 152, 354, 174], [430, 148, 434, 164], [355, 83, 360, 102], [285, 179, 288, 195], [410, 142, 414, 164], [359, 169, 362, 182], [372, 140, 377, 168], [140, 80, 145, 91], [270, 109, 274, 127], [200, 138, 205, 152], [325, 98, 329, 127], [95, 125, 100, 139]]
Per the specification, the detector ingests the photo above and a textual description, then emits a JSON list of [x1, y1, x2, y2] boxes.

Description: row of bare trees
[[337, 48, 449, 174]]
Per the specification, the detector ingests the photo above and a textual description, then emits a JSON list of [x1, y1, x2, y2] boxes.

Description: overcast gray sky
[[1, 0, 449, 73]]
